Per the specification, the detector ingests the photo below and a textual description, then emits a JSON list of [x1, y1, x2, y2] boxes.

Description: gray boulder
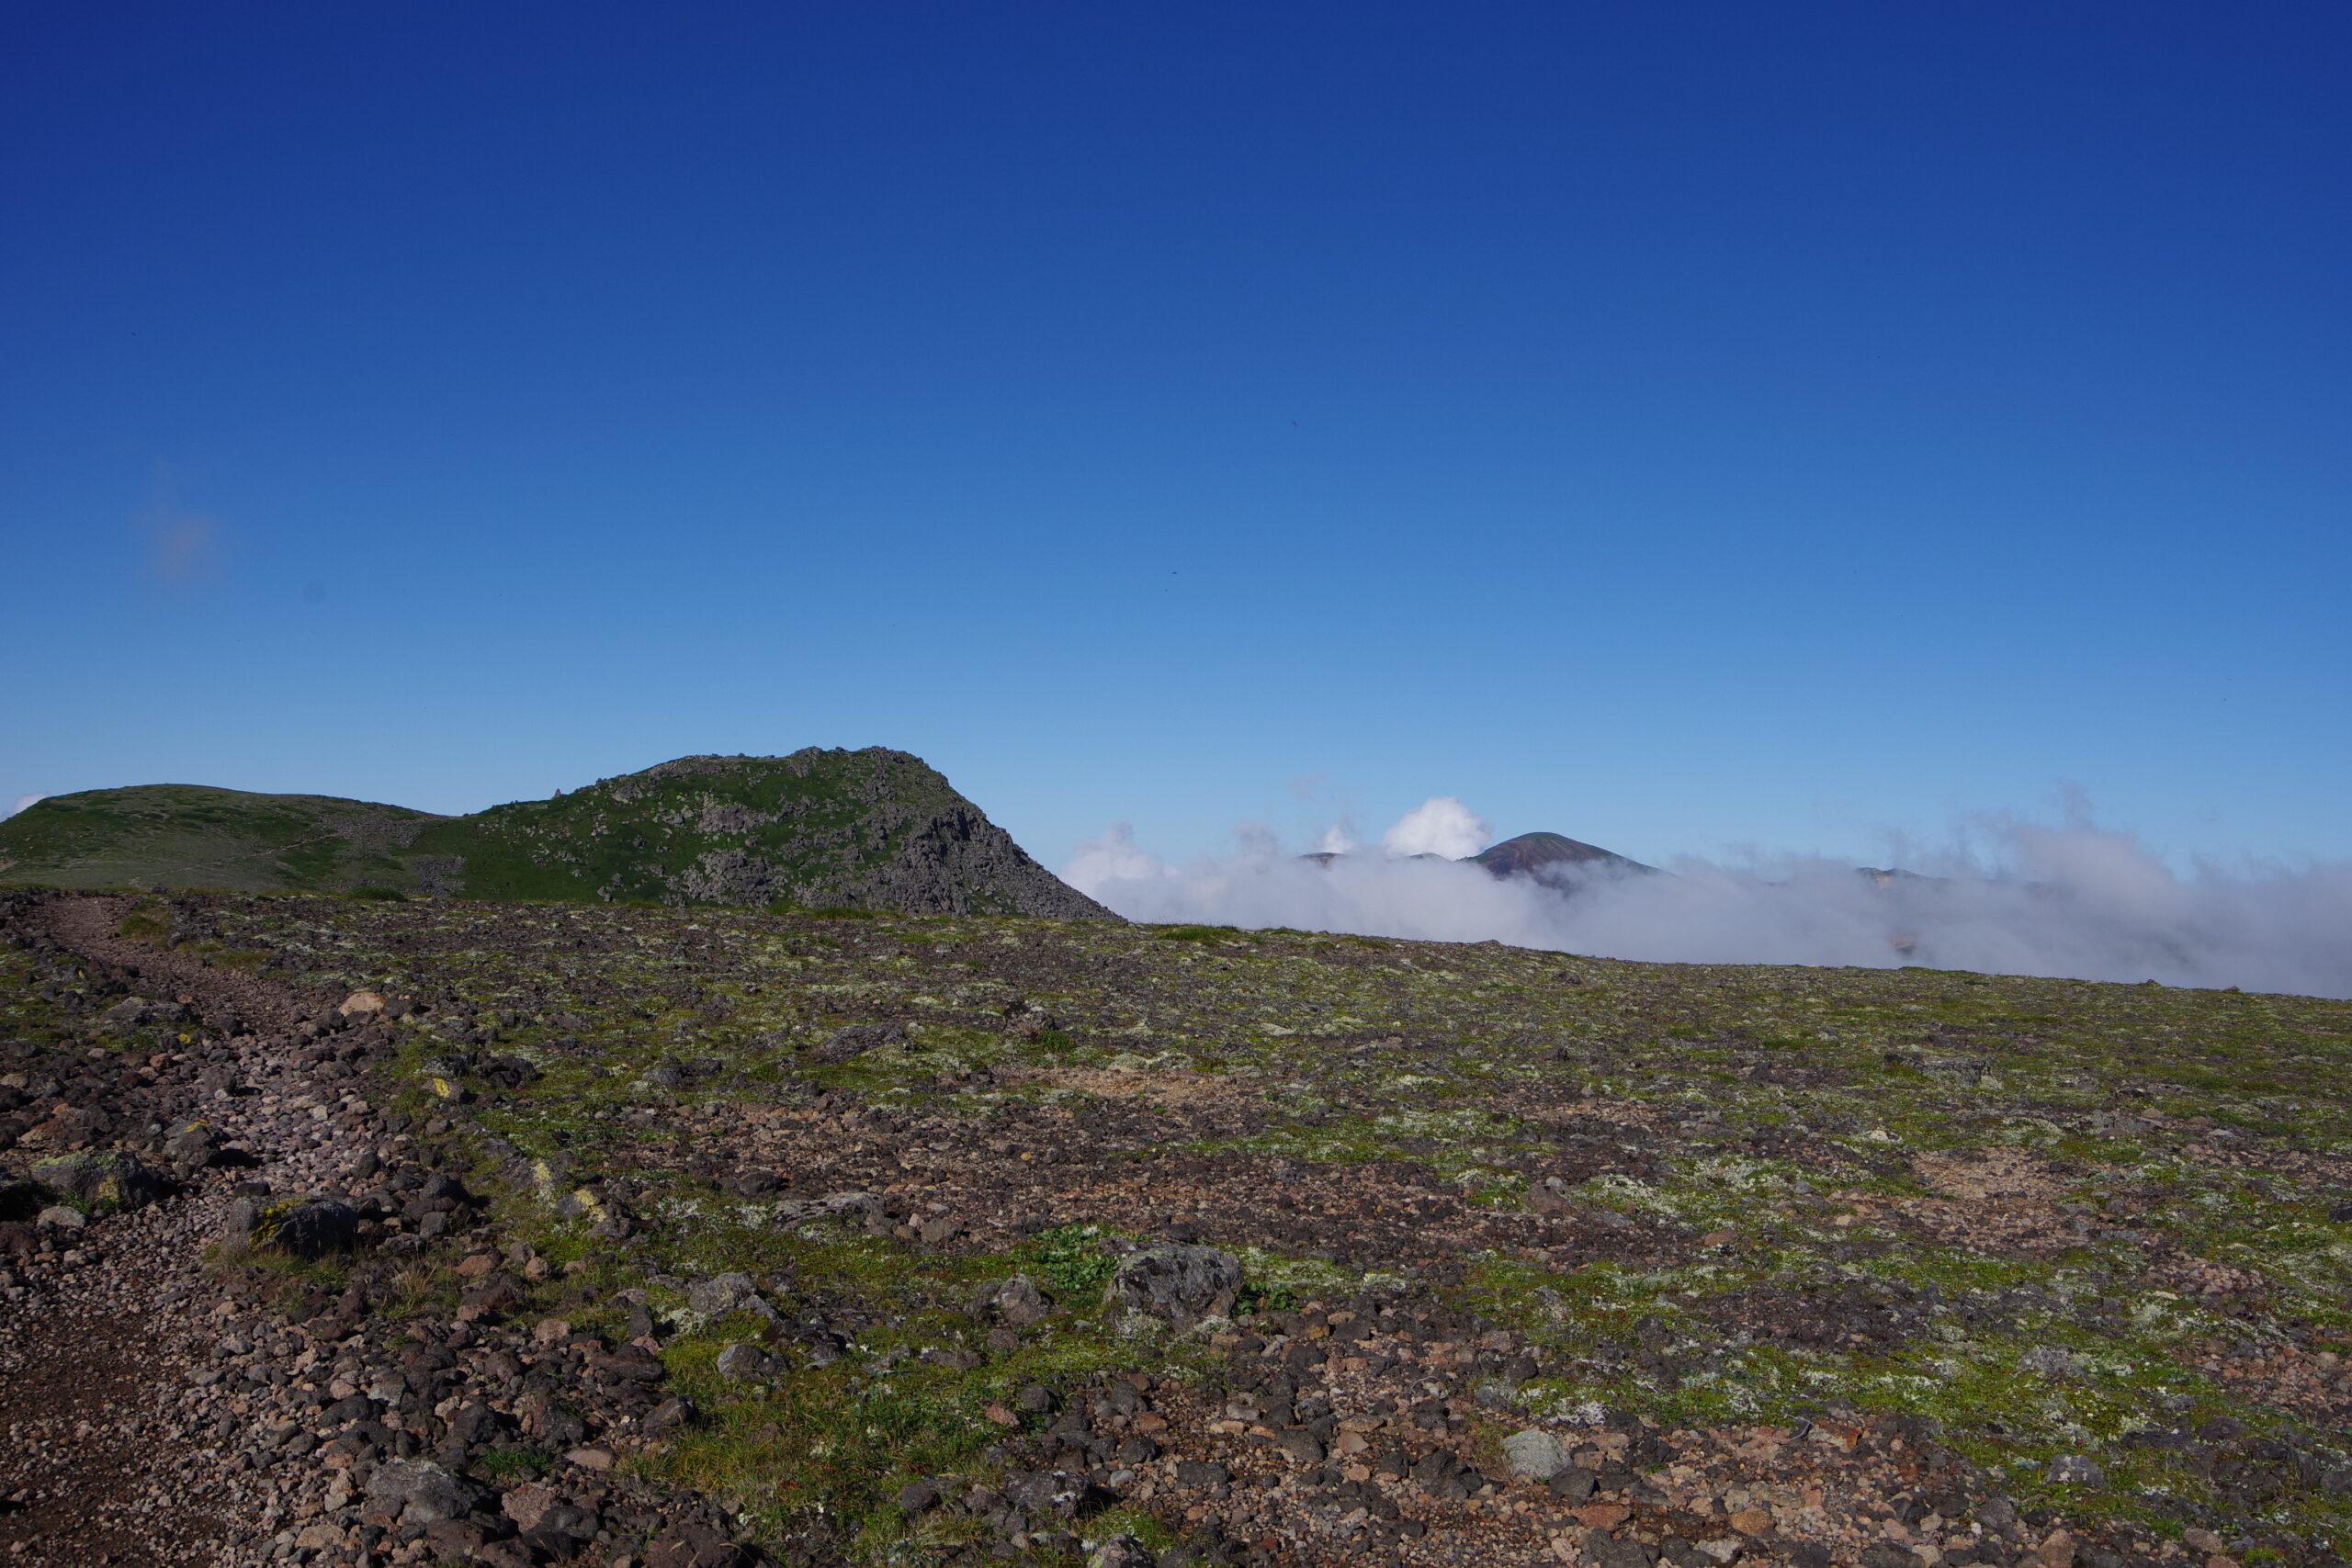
[[2046, 1454, 2106, 1487], [1588, 1534, 1657, 1568], [989, 1273, 1053, 1325], [164, 1121, 220, 1166], [821, 1190, 891, 1235], [1503, 1427, 1571, 1481], [1104, 1245, 1242, 1328], [714, 1342, 784, 1381], [812, 1022, 905, 1063], [31, 1153, 167, 1214], [363, 1459, 479, 1525], [220, 1196, 261, 1243], [645, 1396, 696, 1431], [36, 1204, 86, 1231], [688, 1271, 770, 1318], [2018, 1346, 2082, 1379], [277, 1197, 359, 1258], [1089, 1537, 1155, 1568]]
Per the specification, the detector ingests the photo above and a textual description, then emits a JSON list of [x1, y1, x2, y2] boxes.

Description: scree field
[[1, 889, 2348, 1568]]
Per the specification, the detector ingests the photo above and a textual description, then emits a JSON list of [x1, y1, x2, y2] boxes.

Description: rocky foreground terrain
[[1, 888, 2348, 1568]]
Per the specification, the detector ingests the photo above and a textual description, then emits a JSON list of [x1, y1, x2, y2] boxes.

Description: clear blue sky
[[5, 2, 2346, 872]]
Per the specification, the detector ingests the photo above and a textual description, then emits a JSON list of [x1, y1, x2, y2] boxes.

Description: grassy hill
[[0, 784, 442, 892], [0, 750, 1114, 919]]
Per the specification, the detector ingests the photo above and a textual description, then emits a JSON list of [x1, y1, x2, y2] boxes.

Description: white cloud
[[6, 794, 46, 820], [1065, 802, 2352, 998], [1379, 795, 1489, 860], [1062, 821, 1168, 889]]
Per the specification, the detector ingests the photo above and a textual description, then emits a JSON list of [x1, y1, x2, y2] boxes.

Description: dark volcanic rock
[[230, 1194, 358, 1258], [645, 1521, 752, 1568], [1106, 1245, 1243, 1328], [30, 1152, 166, 1214], [813, 1022, 905, 1063], [362, 1459, 480, 1526]]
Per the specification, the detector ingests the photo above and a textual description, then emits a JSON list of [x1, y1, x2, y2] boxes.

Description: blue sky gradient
[[5, 3, 2346, 872]]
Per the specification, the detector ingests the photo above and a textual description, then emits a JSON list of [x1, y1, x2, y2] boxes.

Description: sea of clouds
[[1065, 797, 2352, 999]]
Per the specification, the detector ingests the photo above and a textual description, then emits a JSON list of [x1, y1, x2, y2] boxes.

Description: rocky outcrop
[[1105, 1245, 1243, 1328], [407, 747, 1118, 919]]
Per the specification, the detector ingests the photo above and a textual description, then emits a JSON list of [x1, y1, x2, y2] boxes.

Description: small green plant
[[116, 903, 171, 942], [1154, 925, 1230, 943], [470, 1446, 548, 1481], [1020, 1223, 1125, 1299], [345, 885, 408, 901], [1238, 1281, 1297, 1314]]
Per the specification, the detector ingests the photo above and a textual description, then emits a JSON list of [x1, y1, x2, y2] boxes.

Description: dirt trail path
[[41, 891, 301, 1030], [0, 895, 356, 1565]]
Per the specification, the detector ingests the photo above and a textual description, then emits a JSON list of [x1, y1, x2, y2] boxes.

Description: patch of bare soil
[[0, 1198, 237, 1564], [1909, 1150, 2061, 1202]]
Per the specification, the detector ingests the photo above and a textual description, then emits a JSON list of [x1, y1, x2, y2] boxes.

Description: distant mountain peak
[[1470, 830, 1657, 882]]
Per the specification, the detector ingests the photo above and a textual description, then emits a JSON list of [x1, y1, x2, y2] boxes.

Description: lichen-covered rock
[[2047, 1455, 2106, 1487], [817, 1190, 890, 1235], [688, 1271, 775, 1319], [1090, 1537, 1155, 1568], [1503, 1427, 1570, 1480], [30, 1152, 166, 1214], [1104, 1244, 1242, 1328], [2018, 1345, 2082, 1379]]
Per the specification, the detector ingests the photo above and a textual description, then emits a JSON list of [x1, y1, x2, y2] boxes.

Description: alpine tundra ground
[[2, 888, 2348, 1568]]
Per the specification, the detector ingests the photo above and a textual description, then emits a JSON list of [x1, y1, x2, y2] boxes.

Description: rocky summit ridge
[[0, 750, 1114, 922]]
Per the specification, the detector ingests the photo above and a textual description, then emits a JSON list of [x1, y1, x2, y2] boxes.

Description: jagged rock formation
[[412, 750, 1114, 919]]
